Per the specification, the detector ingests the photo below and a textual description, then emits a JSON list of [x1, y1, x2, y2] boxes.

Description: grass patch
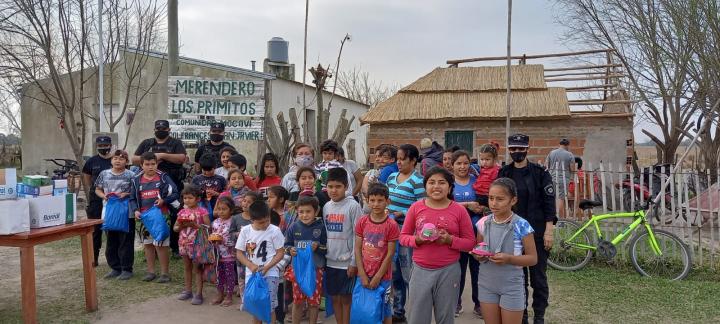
[[546, 261, 720, 323]]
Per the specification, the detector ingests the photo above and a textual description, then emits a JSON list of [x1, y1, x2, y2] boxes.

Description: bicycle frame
[[562, 211, 663, 255]]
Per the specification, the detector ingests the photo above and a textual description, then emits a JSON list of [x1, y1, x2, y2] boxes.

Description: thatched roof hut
[[361, 65, 571, 124]]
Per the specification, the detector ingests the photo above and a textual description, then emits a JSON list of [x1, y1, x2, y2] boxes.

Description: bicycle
[[44, 158, 81, 193], [548, 199, 692, 281]]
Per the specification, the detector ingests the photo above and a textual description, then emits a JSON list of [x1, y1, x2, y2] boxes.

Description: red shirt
[[138, 174, 168, 213], [257, 175, 281, 195], [399, 200, 476, 269], [355, 215, 400, 281], [244, 174, 258, 191], [473, 164, 500, 196]]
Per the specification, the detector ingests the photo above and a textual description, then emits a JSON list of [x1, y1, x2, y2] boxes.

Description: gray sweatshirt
[[322, 197, 363, 269]]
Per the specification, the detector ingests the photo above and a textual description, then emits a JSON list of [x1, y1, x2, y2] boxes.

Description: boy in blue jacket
[[285, 194, 327, 324], [129, 152, 180, 283]]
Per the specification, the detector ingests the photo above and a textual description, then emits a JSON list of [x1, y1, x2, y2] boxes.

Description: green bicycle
[[548, 199, 692, 280]]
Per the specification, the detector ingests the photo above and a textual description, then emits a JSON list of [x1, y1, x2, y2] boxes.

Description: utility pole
[[98, 0, 104, 132], [168, 0, 179, 76], [504, 0, 513, 162], [302, 0, 310, 143]]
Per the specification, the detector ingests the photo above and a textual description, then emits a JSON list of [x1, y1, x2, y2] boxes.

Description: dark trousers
[[523, 238, 549, 321], [458, 252, 480, 307], [106, 218, 136, 272], [168, 179, 184, 254], [86, 200, 103, 265], [275, 281, 285, 322]]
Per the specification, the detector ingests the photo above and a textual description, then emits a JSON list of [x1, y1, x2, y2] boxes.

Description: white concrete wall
[[270, 79, 369, 168]]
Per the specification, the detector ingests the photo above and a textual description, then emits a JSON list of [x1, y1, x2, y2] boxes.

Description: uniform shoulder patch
[[544, 184, 555, 196]]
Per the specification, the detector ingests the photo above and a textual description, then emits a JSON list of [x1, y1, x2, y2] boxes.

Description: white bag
[[0, 199, 30, 235]]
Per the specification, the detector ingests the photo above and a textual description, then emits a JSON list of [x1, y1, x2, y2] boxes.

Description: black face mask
[[155, 130, 170, 140], [209, 134, 224, 143], [98, 148, 111, 156], [510, 151, 527, 163]]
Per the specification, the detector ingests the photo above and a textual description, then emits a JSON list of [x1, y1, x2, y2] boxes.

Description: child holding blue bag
[[95, 150, 135, 281], [236, 201, 286, 324], [353, 183, 399, 324], [285, 195, 327, 324], [129, 152, 180, 284]]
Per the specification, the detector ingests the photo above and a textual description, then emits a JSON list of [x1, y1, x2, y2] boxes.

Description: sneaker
[[142, 272, 157, 282], [178, 290, 193, 301], [191, 294, 204, 305], [156, 274, 171, 283], [103, 270, 121, 279], [455, 304, 463, 317], [473, 305, 483, 318], [117, 271, 133, 280]]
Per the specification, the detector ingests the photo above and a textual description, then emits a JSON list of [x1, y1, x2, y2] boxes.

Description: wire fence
[[549, 162, 720, 268]]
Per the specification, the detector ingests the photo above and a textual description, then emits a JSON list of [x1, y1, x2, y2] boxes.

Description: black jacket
[[498, 161, 558, 237]]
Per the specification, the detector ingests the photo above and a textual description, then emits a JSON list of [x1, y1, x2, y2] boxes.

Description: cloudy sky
[[177, 0, 566, 87]]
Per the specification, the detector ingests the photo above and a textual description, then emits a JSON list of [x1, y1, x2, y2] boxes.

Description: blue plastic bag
[[243, 272, 272, 323], [349, 279, 389, 324], [139, 206, 170, 243], [102, 196, 129, 232], [292, 244, 316, 297]]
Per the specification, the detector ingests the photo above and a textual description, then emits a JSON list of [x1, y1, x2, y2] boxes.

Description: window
[[445, 130, 474, 153]]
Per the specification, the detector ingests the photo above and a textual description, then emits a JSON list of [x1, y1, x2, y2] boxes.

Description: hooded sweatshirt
[[322, 196, 363, 269], [421, 141, 444, 176]]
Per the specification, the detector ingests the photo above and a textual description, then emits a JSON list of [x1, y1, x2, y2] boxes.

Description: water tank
[[267, 37, 289, 63]]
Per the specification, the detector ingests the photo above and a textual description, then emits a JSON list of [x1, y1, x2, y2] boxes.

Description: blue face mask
[[295, 155, 314, 167]]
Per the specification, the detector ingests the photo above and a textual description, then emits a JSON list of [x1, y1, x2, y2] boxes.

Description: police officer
[[132, 119, 187, 256], [194, 121, 235, 171], [82, 135, 114, 267], [498, 134, 557, 324]]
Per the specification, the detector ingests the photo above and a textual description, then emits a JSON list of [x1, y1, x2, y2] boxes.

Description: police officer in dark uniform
[[132, 119, 187, 256], [498, 134, 557, 324], [193, 121, 235, 171], [82, 135, 114, 267]]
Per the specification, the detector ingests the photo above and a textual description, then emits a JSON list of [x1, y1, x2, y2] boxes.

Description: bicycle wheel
[[548, 220, 593, 271], [629, 229, 692, 280]]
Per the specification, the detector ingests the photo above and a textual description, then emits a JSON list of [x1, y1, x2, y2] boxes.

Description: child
[[257, 153, 282, 198], [473, 143, 501, 209], [236, 201, 287, 324], [228, 153, 257, 191], [377, 145, 398, 184], [472, 178, 537, 324], [268, 186, 290, 231], [285, 195, 327, 324], [212, 196, 239, 306], [94, 150, 135, 280], [220, 168, 251, 206], [289, 166, 330, 211], [192, 153, 227, 217], [129, 151, 180, 283], [229, 191, 261, 301], [323, 167, 363, 324], [315, 140, 350, 195], [174, 185, 210, 305], [215, 147, 238, 179], [354, 183, 398, 324]]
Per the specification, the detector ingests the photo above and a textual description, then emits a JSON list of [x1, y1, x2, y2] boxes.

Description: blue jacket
[[128, 171, 180, 213], [285, 218, 327, 268]]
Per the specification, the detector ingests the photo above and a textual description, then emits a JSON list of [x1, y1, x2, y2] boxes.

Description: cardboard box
[[17, 184, 53, 196], [0, 199, 30, 235], [28, 193, 77, 228], [53, 187, 68, 196], [0, 168, 17, 200], [23, 175, 51, 187], [53, 179, 68, 189]]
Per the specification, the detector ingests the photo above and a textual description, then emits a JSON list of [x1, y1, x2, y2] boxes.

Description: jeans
[[392, 245, 413, 317]]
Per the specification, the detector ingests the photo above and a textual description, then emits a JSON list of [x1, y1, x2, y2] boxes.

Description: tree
[[0, 81, 20, 135], [554, 0, 699, 164], [0, 0, 165, 170], [335, 66, 399, 108]]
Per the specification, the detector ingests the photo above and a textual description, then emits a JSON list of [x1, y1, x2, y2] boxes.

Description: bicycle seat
[[579, 199, 603, 211]]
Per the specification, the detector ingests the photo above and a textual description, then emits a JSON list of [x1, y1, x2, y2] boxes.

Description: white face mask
[[295, 155, 314, 167]]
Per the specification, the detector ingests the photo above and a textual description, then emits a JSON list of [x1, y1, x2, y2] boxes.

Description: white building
[[21, 40, 369, 174]]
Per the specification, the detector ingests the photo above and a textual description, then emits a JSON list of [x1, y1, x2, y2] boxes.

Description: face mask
[[98, 148, 111, 156], [210, 134, 224, 142], [295, 155, 314, 167], [155, 130, 169, 139], [510, 151, 527, 163]]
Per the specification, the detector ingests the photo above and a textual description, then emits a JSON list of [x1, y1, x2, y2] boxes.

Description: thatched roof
[[361, 65, 571, 124]]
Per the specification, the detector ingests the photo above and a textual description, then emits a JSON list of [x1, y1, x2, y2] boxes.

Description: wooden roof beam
[[545, 74, 625, 82], [564, 84, 618, 90], [446, 49, 615, 65], [568, 99, 637, 105], [544, 64, 623, 72]]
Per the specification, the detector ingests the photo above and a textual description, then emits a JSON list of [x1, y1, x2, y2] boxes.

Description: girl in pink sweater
[[399, 166, 476, 323]]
